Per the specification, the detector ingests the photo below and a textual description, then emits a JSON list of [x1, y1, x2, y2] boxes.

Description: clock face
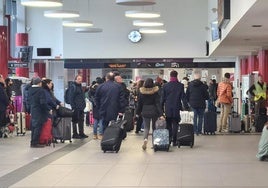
[[128, 30, 142, 43]]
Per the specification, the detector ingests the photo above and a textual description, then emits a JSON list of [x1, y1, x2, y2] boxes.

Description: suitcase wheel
[[103, 150, 106, 153], [61, 139, 65, 143], [190, 142, 193, 148], [116, 150, 119, 153], [177, 144, 181, 148], [69, 140, 72, 143]]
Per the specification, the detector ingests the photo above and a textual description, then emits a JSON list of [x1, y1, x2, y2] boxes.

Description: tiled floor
[[0, 125, 267, 188]]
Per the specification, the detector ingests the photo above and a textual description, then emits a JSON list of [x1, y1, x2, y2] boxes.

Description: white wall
[[25, 0, 208, 59], [25, 7, 63, 59], [208, 0, 257, 54]]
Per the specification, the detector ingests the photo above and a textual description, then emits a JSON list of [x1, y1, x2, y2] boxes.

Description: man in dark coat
[[28, 77, 50, 147], [95, 72, 126, 138], [69, 75, 88, 139], [186, 70, 209, 135], [0, 75, 9, 134], [161, 70, 188, 146]]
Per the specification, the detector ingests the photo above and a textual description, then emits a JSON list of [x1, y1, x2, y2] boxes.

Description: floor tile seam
[[95, 159, 120, 186], [0, 133, 93, 188], [136, 160, 150, 186]]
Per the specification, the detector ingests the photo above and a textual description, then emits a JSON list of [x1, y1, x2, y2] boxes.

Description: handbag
[[141, 104, 158, 118], [56, 106, 74, 117]]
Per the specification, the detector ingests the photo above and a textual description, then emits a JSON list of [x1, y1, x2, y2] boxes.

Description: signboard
[[8, 61, 29, 68]]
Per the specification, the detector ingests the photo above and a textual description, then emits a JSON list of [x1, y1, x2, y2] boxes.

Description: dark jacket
[[208, 83, 217, 100], [186, 79, 209, 109], [0, 83, 9, 112], [22, 83, 32, 113], [161, 80, 187, 118], [70, 82, 86, 111], [88, 83, 100, 119], [136, 86, 162, 117], [95, 80, 126, 122], [28, 86, 50, 127]]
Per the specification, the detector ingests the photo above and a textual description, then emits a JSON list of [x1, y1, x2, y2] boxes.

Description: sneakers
[[142, 139, 148, 150], [72, 134, 81, 139], [79, 134, 88, 139], [98, 135, 103, 140], [93, 134, 98, 139]]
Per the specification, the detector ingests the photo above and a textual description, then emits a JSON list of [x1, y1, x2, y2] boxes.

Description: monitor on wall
[[37, 48, 51, 56]]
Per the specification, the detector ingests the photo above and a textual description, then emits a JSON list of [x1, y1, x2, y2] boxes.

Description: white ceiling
[[211, 0, 268, 57]]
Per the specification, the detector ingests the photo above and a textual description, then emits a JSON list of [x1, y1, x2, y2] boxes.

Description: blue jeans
[[192, 108, 205, 134], [93, 118, 103, 135]]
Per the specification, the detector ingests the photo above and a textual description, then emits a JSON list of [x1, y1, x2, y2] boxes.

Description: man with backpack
[[67, 75, 88, 139]]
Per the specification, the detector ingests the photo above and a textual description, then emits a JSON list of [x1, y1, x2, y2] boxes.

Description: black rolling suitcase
[[177, 123, 194, 148], [204, 111, 217, 135], [101, 118, 127, 153], [124, 107, 134, 132], [53, 117, 72, 143]]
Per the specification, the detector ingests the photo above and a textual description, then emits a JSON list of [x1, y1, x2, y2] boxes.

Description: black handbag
[[56, 106, 74, 117]]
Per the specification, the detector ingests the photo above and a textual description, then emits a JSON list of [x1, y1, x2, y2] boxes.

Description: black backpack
[[64, 82, 75, 104]]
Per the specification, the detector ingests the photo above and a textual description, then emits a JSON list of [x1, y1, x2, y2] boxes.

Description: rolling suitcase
[[228, 98, 241, 133], [16, 112, 26, 136], [39, 118, 53, 146], [53, 118, 72, 143], [153, 129, 169, 152], [204, 111, 217, 135], [177, 123, 194, 148], [25, 113, 31, 130], [101, 119, 127, 153], [124, 107, 134, 132], [153, 119, 169, 152]]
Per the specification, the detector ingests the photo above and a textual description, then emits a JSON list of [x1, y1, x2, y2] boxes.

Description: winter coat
[[22, 83, 32, 113], [208, 83, 217, 100], [136, 86, 162, 117], [88, 84, 100, 119], [95, 80, 126, 122], [217, 79, 233, 104], [28, 86, 50, 127], [0, 83, 9, 112], [70, 82, 86, 111], [161, 80, 187, 118], [186, 79, 209, 109]]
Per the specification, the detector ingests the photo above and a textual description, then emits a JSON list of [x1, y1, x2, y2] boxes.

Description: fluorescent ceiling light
[[116, 0, 155, 6], [62, 20, 93, 27], [133, 20, 164, 27], [125, 10, 160, 18], [75, 28, 103, 33], [139, 28, 167, 34], [44, 10, 80, 18], [21, 0, 62, 7]]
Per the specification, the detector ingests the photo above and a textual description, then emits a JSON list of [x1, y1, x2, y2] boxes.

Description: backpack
[[64, 82, 75, 104]]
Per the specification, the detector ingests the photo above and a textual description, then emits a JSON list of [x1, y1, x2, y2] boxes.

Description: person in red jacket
[[217, 73, 233, 132]]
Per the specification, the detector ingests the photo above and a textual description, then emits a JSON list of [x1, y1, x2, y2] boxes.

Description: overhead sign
[[8, 61, 29, 68]]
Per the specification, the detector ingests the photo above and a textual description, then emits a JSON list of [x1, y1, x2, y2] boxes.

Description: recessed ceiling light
[[62, 20, 93, 27], [75, 28, 103, 33], [252, 25, 262, 27], [139, 28, 167, 34], [21, 0, 62, 7], [125, 10, 160, 18], [133, 20, 164, 27], [116, 0, 155, 6], [44, 10, 80, 18]]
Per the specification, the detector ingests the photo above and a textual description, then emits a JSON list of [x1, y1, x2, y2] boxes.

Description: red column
[[15, 33, 29, 77], [240, 58, 248, 75], [0, 26, 8, 78], [248, 55, 258, 74], [258, 50, 268, 83], [34, 62, 46, 78]]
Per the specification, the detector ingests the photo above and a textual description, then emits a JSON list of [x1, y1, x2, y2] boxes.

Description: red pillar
[[34, 62, 46, 78], [15, 33, 29, 77], [0, 26, 8, 78], [258, 50, 268, 83], [248, 55, 258, 74], [240, 58, 248, 75]]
